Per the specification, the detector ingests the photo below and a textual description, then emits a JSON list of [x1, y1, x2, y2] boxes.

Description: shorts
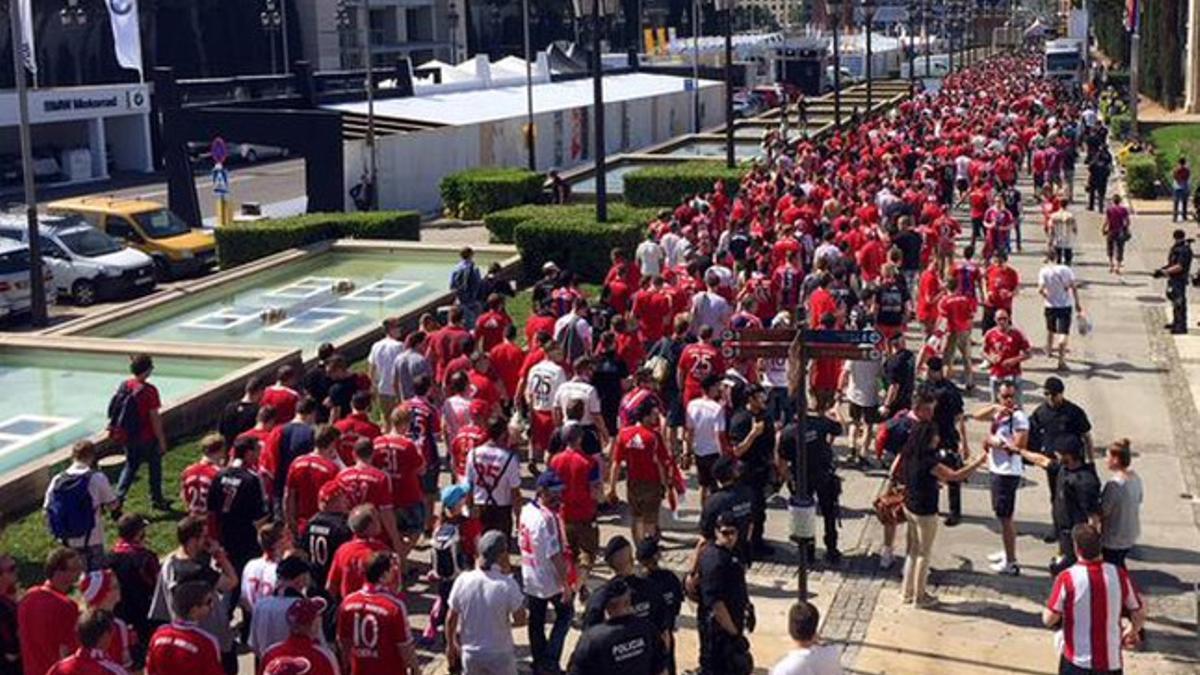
[[666, 396, 686, 428], [529, 409, 555, 453], [956, 177, 969, 193], [564, 520, 599, 567], [694, 452, 720, 489], [421, 464, 441, 495], [395, 503, 426, 533], [1044, 306, 1073, 335], [812, 389, 837, 412], [848, 402, 882, 424], [990, 474, 1021, 519], [581, 425, 603, 456], [944, 330, 971, 359], [627, 479, 665, 521], [479, 504, 514, 542]]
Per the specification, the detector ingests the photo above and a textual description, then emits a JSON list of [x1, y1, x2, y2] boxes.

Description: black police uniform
[[779, 415, 843, 560], [645, 568, 684, 675], [1166, 238, 1194, 333], [582, 574, 667, 633], [697, 542, 751, 675], [568, 614, 666, 675], [926, 378, 965, 520], [700, 482, 754, 564], [727, 408, 776, 557]]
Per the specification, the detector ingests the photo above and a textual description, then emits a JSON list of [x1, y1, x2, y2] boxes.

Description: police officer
[[582, 536, 667, 638], [698, 456, 753, 564], [923, 358, 968, 527], [778, 398, 844, 564], [637, 538, 682, 675], [726, 384, 777, 560], [567, 578, 667, 675], [697, 512, 753, 675], [1156, 229, 1193, 334]]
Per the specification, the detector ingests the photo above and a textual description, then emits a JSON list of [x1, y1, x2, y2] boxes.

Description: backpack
[[431, 522, 466, 580], [47, 471, 96, 542], [875, 411, 915, 459], [473, 450, 517, 507], [556, 315, 586, 365], [106, 381, 143, 445]]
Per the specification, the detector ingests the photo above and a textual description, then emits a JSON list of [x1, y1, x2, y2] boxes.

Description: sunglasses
[[717, 527, 739, 537]]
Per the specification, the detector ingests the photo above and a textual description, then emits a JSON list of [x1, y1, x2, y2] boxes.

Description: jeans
[[1102, 547, 1131, 568], [527, 593, 572, 672], [1174, 187, 1189, 221], [1169, 281, 1188, 333], [1088, 178, 1107, 210], [901, 509, 939, 602], [115, 439, 164, 503], [1054, 247, 1074, 266], [938, 449, 963, 518]]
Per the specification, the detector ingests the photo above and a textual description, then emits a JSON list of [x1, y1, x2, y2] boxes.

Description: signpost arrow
[[802, 329, 883, 345], [722, 327, 799, 343]]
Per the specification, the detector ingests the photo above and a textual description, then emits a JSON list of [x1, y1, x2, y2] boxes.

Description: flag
[[1125, 0, 1139, 32], [16, 0, 37, 75], [105, 0, 143, 75]]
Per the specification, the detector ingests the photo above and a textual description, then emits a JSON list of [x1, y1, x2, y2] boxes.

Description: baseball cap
[[479, 530, 508, 567], [441, 483, 470, 509], [926, 356, 945, 371], [318, 480, 346, 506], [286, 596, 328, 630], [542, 261, 559, 273], [603, 535, 632, 563], [1043, 376, 1065, 395], [635, 537, 660, 562], [277, 556, 311, 581], [80, 569, 116, 607], [536, 469, 565, 492]]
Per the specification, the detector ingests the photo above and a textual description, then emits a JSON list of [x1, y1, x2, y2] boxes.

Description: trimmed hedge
[[1109, 113, 1132, 139], [216, 211, 421, 268], [440, 167, 543, 219], [1122, 154, 1160, 199], [483, 204, 548, 244], [510, 204, 656, 282], [623, 161, 745, 207]]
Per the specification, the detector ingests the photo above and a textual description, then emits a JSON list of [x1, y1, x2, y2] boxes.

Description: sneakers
[[915, 593, 939, 608], [879, 547, 895, 570], [989, 559, 1020, 575], [943, 514, 961, 527], [986, 551, 1006, 563]]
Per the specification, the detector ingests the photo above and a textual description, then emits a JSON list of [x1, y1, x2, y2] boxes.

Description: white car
[[0, 215, 156, 306], [233, 143, 290, 163], [0, 239, 55, 319]]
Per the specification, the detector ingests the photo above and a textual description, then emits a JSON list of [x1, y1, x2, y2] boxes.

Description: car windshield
[[134, 209, 192, 238], [58, 228, 123, 257], [0, 250, 30, 274]]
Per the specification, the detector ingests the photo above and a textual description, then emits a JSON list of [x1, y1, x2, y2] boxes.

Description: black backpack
[[106, 381, 143, 444]]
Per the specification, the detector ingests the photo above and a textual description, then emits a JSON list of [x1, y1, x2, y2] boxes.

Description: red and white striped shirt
[[1046, 560, 1143, 671]]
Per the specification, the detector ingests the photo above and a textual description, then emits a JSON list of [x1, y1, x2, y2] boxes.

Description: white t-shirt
[[1049, 210, 1077, 249], [525, 360, 567, 412], [636, 240, 666, 278], [447, 566, 525, 656], [240, 557, 278, 610], [465, 443, 522, 507], [368, 336, 405, 397], [761, 356, 789, 388], [987, 409, 1030, 476], [690, 291, 731, 335], [842, 359, 883, 407], [1038, 264, 1076, 308], [770, 645, 844, 675], [553, 313, 593, 353], [686, 397, 726, 457], [44, 461, 117, 547], [518, 502, 565, 599], [661, 232, 690, 268], [554, 380, 603, 427], [442, 395, 474, 440]]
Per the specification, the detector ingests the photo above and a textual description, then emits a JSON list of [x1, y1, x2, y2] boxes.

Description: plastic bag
[[1076, 310, 1092, 336]]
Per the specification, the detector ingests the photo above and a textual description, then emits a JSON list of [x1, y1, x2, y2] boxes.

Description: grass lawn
[[0, 283, 601, 587], [1150, 124, 1200, 181]]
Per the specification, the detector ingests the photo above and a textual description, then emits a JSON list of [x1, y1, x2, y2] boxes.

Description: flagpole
[[8, 0, 48, 326]]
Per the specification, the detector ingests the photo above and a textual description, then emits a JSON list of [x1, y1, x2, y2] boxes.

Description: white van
[[0, 239, 55, 319], [0, 214, 156, 306]]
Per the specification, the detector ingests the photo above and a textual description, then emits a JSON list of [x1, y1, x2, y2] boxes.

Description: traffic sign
[[723, 327, 799, 343], [210, 136, 228, 165], [802, 329, 883, 345], [211, 164, 230, 195], [723, 343, 792, 360], [807, 343, 881, 361]]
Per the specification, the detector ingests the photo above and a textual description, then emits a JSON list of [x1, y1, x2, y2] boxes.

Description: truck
[[1044, 38, 1085, 85]]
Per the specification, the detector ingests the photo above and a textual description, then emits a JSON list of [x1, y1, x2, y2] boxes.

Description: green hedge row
[[509, 204, 656, 282], [1109, 113, 1132, 139], [1122, 154, 1159, 199], [623, 161, 745, 207], [483, 204, 549, 244], [440, 167, 543, 219], [215, 211, 421, 268]]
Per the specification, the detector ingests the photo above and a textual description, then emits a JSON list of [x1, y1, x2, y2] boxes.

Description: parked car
[[0, 215, 156, 306], [750, 86, 784, 109], [0, 238, 55, 320], [46, 197, 216, 279], [732, 91, 766, 119], [233, 143, 290, 163], [822, 66, 862, 92]]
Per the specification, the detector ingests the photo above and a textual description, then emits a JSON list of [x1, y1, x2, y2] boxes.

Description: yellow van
[[46, 197, 216, 278]]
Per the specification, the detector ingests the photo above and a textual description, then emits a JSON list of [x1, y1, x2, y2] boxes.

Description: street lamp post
[[362, 0, 378, 210], [828, 0, 843, 128], [907, 0, 917, 92], [60, 0, 88, 85], [447, 2, 460, 64], [923, 0, 930, 78], [572, 0, 619, 222], [523, 0, 536, 171], [863, 0, 876, 113], [691, 0, 701, 133], [261, 0, 283, 74], [336, 0, 352, 68], [715, 0, 736, 168], [8, 0, 46, 327]]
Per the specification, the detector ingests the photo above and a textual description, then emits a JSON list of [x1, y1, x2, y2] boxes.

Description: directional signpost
[[721, 325, 883, 600], [210, 137, 231, 226]]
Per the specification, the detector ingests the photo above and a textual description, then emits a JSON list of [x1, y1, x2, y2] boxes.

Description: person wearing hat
[[696, 512, 752, 675], [567, 577, 667, 675], [518, 470, 574, 675], [1156, 228, 1193, 333], [922, 357, 968, 527], [637, 537, 683, 675], [1016, 436, 1102, 574], [298, 480, 352, 593], [259, 596, 338, 675], [79, 569, 135, 671], [1028, 376, 1094, 531], [726, 383, 777, 559], [107, 513, 158, 666], [248, 555, 318, 662], [582, 536, 667, 637], [422, 483, 480, 647], [445, 530, 526, 675], [696, 455, 753, 565], [532, 262, 561, 307]]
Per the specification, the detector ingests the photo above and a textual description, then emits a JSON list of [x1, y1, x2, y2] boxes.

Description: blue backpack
[[47, 471, 95, 542]]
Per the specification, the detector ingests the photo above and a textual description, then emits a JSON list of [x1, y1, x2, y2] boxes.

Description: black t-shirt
[[903, 450, 940, 515], [108, 544, 160, 633], [1053, 463, 1102, 530], [583, 575, 667, 632], [0, 597, 18, 675], [568, 615, 666, 675], [272, 421, 316, 501], [302, 366, 332, 419], [876, 281, 909, 327], [645, 569, 684, 630], [326, 375, 358, 420], [218, 400, 258, 448], [778, 415, 842, 492], [927, 378, 964, 449], [700, 484, 754, 541], [302, 511, 353, 589], [893, 231, 923, 271], [1029, 401, 1092, 456], [697, 544, 747, 631], [592, 354, 629, 432], [883, 349, 916, 411], [207, 465, 268, 560], [728, 408, 775, 482], [649, 337, 688, 400]]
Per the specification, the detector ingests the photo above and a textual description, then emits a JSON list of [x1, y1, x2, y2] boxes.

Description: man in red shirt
[[336, 440, 404, 554], [426, 306, 472, 382], [631, 276, 674, 345], [964, 179, 991, 248], [524, 301, 558, 346], [260, 597, 339, 675], [372, 405, 427, 553], [488, 324, 525, 404], [938, 276, 976, 390], [983, 249, 1020, 332], [145, 581, 224, 675], [284, 425, 343, 534], [180, 433, 224, 516], [448, 399, 488, 483], [549, 424, 601, 588], [337, 552, 420, 675], [333, 391, 382, 466], [47, 609, 127, 675], [677, 325, 725, 404], [771, 251, 804, 312], [114, 354, 170, 510], [982, 310, 1032, 403], [473, 294, 511, 352], [326, 504, 390, 600], [807, 275, 841, 329], [608, 402, 673, 543], [19, 548, 83, 675], [260, 365, 301, 425], [467, 352, 504, 414]]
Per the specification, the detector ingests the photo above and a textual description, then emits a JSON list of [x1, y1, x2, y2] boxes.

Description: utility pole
[[8, 0, 46, 327], [362, 0, 378, 209]]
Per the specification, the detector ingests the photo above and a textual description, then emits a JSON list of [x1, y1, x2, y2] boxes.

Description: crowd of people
[[2, 50, 1150, 675]]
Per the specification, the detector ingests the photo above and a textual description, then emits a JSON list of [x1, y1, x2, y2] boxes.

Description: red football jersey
[[285, 454, 341, 530], [337, 586, 413, 675], [259, 635, 339, 675], [449, 425, 487, 482], [336, 465, 394, 511], [260, 385, 300, 424], [371, 434, 426, 508], [678, 342, 725, 403], [145, 622, 223, 675], [334, 413, 383, 466], [326, 537, 390, 598], [46, 649, 126, 675], [180, 460, 220, 516]]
